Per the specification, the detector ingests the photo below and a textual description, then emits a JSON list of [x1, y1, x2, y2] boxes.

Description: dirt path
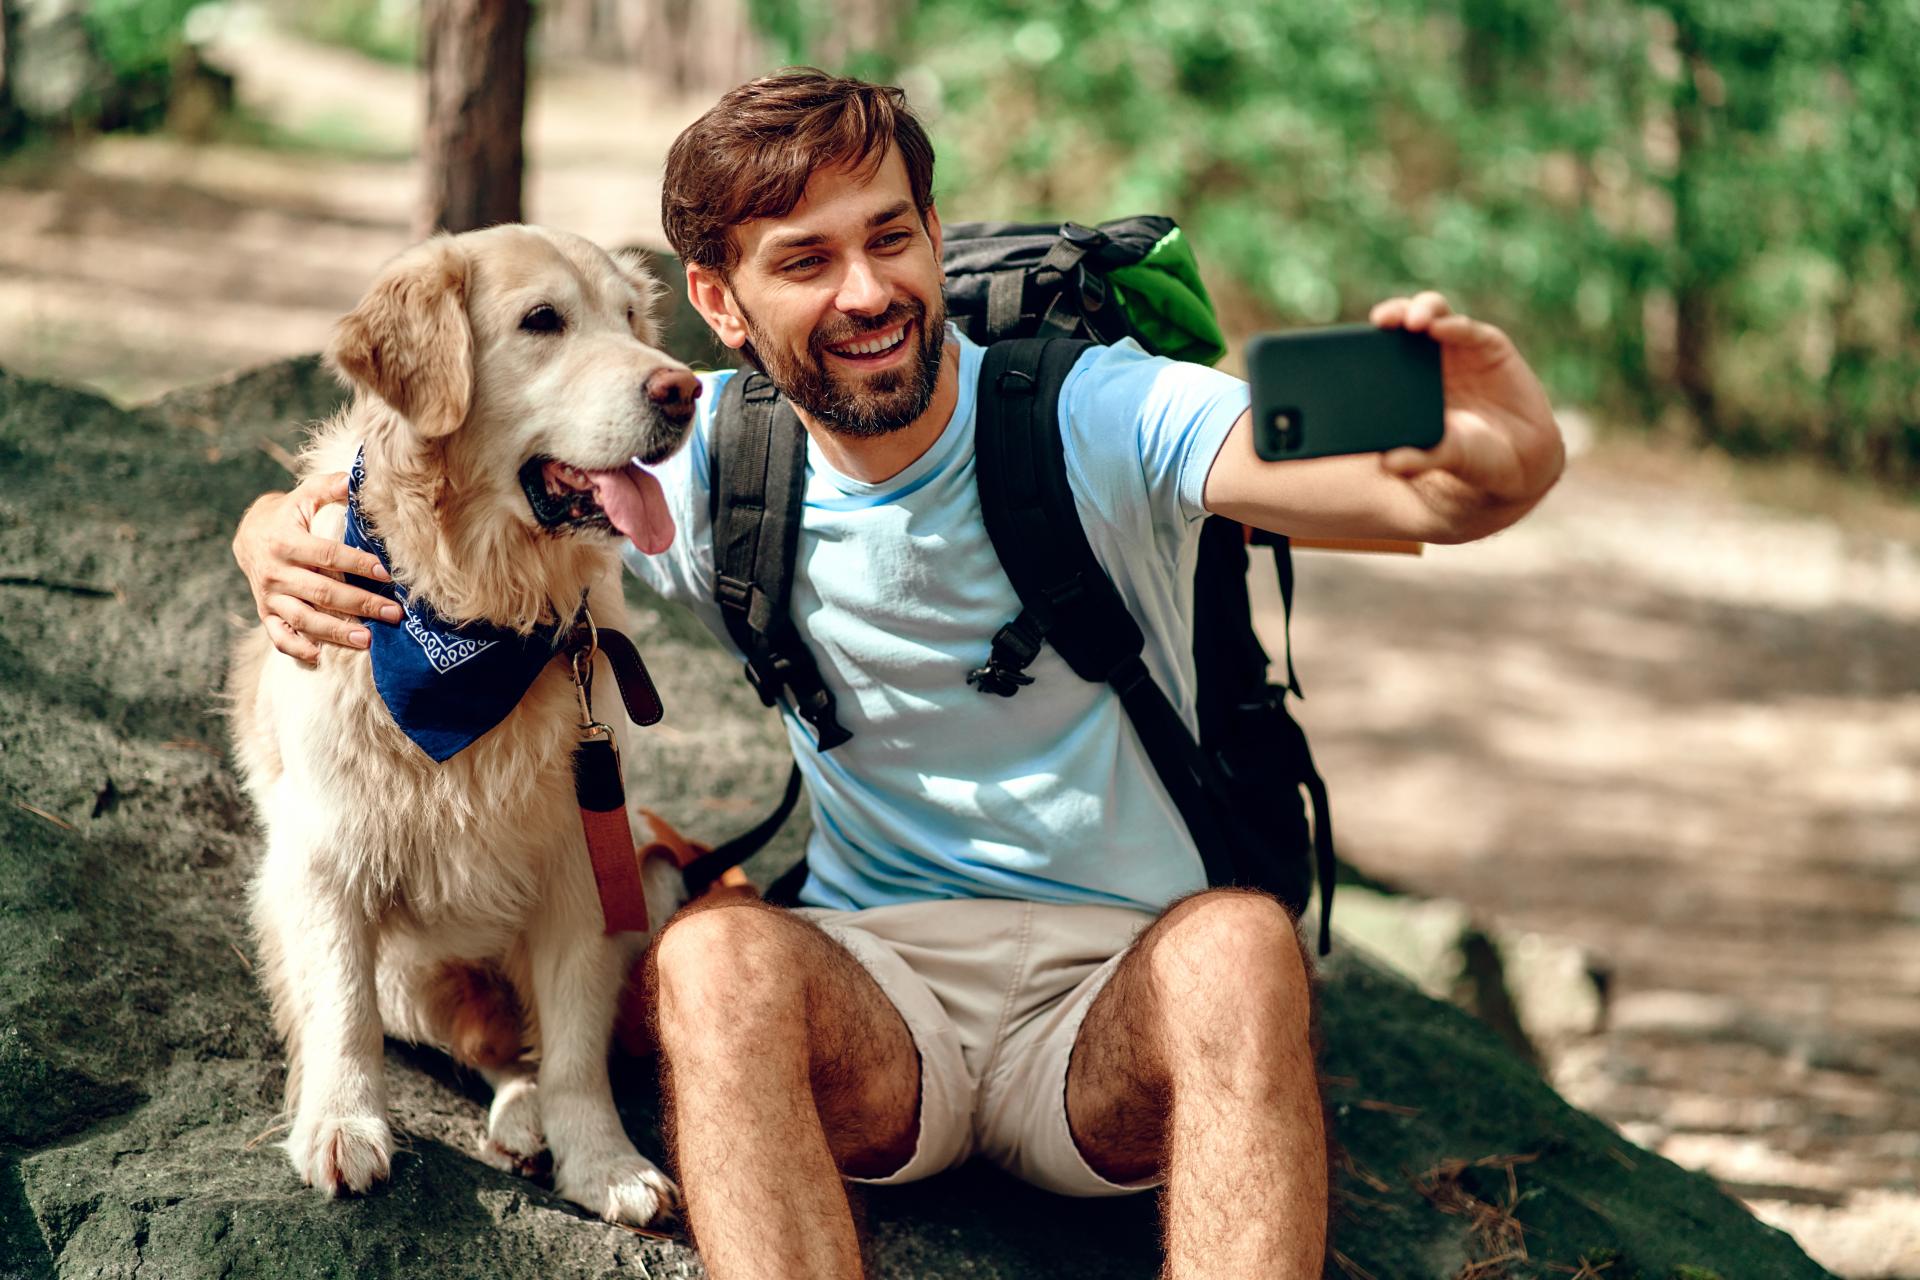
[[1269, 459, 1920, 1275], [3, 19, 1915, 1277]]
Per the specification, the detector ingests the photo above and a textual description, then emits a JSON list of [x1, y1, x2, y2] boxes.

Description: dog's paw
[[477, 1076, 547, 1176], [288, 1114, 394, 1196], [557, 1153, 680, 1227]]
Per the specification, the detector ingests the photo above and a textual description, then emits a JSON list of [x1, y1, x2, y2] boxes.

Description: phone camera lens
[[1270, 409, 1302, 452]]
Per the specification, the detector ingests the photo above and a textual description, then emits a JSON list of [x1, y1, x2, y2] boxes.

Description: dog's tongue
[[588, 462, 675, 555]]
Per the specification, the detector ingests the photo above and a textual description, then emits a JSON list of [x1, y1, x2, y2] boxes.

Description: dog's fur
[[228, 225, 691, 1225]]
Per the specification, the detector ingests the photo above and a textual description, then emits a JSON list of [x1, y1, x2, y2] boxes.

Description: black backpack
[[681, 217, 1337, 954]]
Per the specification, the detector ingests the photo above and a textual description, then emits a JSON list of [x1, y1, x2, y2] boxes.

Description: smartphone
[[1247, 324, 1445, 462]]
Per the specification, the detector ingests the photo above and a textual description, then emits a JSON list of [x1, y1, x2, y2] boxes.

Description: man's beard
[[740, 295, 946, 439]]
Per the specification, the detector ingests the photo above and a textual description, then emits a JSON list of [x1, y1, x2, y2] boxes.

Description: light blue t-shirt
[[623, 327, 1249, 914]]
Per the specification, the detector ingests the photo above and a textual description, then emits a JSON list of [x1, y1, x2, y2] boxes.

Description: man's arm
[[232, 472, 401, 662], [1202, 292, 1566, 545]]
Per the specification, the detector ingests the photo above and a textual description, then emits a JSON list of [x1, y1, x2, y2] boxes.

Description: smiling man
[[232, 69, 1563, 1279]]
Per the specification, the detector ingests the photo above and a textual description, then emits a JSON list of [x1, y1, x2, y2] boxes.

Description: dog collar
[[343, 448, 567, 762]]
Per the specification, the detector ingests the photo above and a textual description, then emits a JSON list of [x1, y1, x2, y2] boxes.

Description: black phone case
[[1247, 324, 1445, 462]]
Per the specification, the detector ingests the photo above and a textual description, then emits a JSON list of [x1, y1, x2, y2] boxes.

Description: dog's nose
[[645, 368, 701, 426]]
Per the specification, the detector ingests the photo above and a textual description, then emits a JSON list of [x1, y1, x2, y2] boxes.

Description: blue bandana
[[343, 449, 567, 762]]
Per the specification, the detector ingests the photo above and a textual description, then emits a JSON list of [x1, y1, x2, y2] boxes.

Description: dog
[[227, 224, 695, 1226]]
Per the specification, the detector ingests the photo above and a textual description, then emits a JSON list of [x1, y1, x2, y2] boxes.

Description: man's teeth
[[833, 326, 907, 357]]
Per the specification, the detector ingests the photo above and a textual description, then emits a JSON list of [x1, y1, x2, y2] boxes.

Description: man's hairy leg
[[1067, 888, 1328, 1279], [646, 898, 920, 1280]]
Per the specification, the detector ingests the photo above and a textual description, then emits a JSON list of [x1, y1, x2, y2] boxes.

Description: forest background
[[5, 0, 1917, 487]]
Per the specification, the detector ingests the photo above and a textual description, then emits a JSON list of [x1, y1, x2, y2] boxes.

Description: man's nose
[[835, 255, 889, 315]]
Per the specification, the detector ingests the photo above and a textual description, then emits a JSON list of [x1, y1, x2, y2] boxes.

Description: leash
[[561, 608, 665, 934]]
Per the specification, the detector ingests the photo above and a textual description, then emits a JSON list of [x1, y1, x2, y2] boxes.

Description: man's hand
[[233, 472, 401, 662], [1203, 293, 1564, 545], [1369, 291, 1565, 542]]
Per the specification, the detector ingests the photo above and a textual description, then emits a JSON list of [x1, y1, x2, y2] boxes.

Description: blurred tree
[[810, 0, 904, 72], [748, 0, 904, 76], [542, 0, 763, 94], [0, 0, 18, 149], [417, 0, 529, 236]]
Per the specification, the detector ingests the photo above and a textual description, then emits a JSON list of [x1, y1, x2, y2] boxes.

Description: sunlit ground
[[1273, 450, 1919, 1274]]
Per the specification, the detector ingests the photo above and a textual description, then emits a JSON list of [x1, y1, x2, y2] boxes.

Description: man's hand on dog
[[233, 472, 402, 663], [1371, 290, 1566, 540]]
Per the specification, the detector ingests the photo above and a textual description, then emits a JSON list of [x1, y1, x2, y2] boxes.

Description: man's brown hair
[[661, 68, 936, 277]]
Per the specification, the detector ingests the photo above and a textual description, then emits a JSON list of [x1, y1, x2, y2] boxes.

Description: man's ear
[[612, 247, 669, 347], [683, 260, 750, 352], [327, 236, 473, 438]]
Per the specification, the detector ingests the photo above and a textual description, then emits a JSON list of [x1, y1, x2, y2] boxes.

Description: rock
[[1324, 883, 1611, 1062], [1502, 928, 1610, 1044], [0, 360, 1834, 1278]]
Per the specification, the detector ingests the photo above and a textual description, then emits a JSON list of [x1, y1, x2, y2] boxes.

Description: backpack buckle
[[967, 613, 1045, 698], [1059, 222, 1107, 249], [793, 684, 853, 749], [967, 660, 1035, 698]]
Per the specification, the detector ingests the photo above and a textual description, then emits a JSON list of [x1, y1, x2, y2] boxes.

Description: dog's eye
[[626, 305, 635, 326], [520, 305, 564, 334]]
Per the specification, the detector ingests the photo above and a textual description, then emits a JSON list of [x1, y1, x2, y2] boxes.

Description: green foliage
[[79, 0, 207, 83], [752, 0, 1920, 484], [5, 0, 224, 135]]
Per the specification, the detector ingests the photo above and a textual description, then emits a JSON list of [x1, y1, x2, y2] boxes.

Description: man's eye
[[521, 304, 565, 333], [784, 256, 825, 274], [875, 231, 912, 250]]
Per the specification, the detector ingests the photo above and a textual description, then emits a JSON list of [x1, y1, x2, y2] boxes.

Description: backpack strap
[[974, 338, 1246, 892], [1250, 528, 1303, 697], [708, 370, 852, 752]]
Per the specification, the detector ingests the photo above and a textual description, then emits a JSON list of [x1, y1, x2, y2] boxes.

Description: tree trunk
[[0, 0, 20, 150], [1669, 9, 1720, 443], [416, 0, 530, 239]]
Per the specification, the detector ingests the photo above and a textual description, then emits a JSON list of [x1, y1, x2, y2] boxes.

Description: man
[[233, 70, 1562, 1279]]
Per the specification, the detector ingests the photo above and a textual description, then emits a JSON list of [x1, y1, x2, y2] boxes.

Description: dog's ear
[[612, 247, 669, 347], [328, 236, 474, 439]]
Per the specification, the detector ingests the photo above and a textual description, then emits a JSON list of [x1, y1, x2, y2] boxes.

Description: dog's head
[[327, 225, 695, 556]]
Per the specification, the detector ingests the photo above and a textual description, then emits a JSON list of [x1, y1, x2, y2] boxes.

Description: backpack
[[680, 216, 1338, 954]]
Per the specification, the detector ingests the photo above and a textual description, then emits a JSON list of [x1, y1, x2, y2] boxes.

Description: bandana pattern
[[344, 448, 563, 762]]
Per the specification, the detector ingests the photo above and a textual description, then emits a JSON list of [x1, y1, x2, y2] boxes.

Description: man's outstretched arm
[[232, 472, 401, 662], [1203, 291, 1566, 546]]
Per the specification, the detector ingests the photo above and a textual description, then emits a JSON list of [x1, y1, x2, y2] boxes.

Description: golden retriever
[[227, 225, 694, 1226]]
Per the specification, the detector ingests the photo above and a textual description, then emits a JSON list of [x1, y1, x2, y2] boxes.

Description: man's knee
[[1145, 889, 1312, 1041], [648, 900, 810, 1046]]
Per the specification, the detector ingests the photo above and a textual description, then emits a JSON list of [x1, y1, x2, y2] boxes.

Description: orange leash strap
[[565, 615, 650, 934]]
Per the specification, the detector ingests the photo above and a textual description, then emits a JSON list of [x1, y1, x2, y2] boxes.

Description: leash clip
[[566, 609, 606, 737]]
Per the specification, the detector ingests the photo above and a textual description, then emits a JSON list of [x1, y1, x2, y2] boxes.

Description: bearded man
[[233, 69, 1564, 1279]]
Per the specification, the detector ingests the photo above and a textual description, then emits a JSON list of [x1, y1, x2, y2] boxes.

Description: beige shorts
[[794, 896, 1160, 1198]]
